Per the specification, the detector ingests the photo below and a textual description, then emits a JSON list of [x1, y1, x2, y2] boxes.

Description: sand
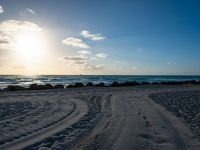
[[0, 85, 200, 150]]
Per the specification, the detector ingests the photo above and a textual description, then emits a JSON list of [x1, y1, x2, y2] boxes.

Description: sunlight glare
[[14, 31, 47, 65]]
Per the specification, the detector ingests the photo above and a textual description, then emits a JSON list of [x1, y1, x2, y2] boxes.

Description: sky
[[0, 0, 200, 75]]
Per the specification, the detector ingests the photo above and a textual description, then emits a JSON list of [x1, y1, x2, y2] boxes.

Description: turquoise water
[[0, 75, 200, 89]]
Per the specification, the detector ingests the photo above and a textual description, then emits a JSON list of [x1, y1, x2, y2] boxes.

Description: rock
[[44, 84, 54, 89], [66, 84, 74, 88], [111, 81, 119, 87], [120, 81, 139, 86], [54, 84, 64, 89], [6, 85, 26, 91], [86, 82, 94, 86], [95, 82, 105, 87], [74, 82, 84, 87], [28, 84, 54, 90]]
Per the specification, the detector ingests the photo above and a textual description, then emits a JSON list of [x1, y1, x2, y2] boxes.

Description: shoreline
[[1, 80, 200, 91]]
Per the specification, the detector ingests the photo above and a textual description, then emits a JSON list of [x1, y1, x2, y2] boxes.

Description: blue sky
[[0, 0, 200, 75]]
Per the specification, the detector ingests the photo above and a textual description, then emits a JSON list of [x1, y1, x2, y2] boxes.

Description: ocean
[[0, 75, 200, 89]]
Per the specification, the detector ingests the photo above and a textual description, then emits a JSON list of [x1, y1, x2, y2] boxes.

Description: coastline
[[1, 80, 200, 91], [1, 75, 200, 90]]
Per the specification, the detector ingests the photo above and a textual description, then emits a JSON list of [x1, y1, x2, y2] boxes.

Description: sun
[[14, 30, 46, 65]]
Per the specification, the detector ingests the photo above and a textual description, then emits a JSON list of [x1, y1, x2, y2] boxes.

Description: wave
[[0, 75, 200, 89]]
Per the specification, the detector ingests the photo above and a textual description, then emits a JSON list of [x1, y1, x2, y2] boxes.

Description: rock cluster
[[2, 80, 200, 91]]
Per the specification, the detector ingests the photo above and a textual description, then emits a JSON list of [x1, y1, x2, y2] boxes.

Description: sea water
[[1, 75, 200, 89]]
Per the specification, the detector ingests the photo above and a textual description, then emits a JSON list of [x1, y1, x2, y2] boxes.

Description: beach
[[1, 85, 200, 150]]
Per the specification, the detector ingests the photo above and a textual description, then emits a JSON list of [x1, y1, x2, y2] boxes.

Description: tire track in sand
[[0, 98, 87, 150]]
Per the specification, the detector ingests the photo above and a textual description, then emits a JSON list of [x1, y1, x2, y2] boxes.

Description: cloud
[[0, 33, 10, 45], [58, 54, 104, 71], [59, 55, 87, 65], [90, 53, 107, 61], [0, 40, 9, 44], [81, 30, 106, 41], [96, 53, 107, 59], [62, 37, 89, 49], [77, 50, 91, 56], [73, 61, 86, 65], [0, 20, 42, 32], [26, 8, 36, 15], [20, 8, 36, 16], [90, 57, 98, 61], [0, 20, 43, 50], [0, 5, 4, 14], [83, 63, 104, 70], [61, 55, 87, 61]]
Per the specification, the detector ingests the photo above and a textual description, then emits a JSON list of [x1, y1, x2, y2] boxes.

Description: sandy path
[[1, 86, 200, 150], [0, 97, 88, 150], [77, 88, 200, 150]]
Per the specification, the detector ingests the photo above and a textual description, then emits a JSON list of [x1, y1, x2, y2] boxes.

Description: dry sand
[[0, 85, 200, 150]]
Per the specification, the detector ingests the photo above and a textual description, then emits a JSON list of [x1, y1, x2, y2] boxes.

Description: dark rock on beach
[[29, 84, 44, 90], [66, 84, 74, 88], [120, 81, 139, 86], [3, 80, 200, 91], [86, 82, 93, 86], [95, 82, 105, 87], [74, 82, 84, 87], [28, 84, 54, 90], [44, 84, 54, 89], [111, 81, 119, 87], [66, 82, 84, 88], [6, 85, 26, 91], [54, 84, 64, 89]]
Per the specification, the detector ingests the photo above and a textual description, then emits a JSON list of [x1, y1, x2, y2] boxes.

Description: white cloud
[[0, 20, 42, 32], [96, 53, 107, 59], [59, 55, 87, 65], [90, 53, 107, 61], [90, 57, 98, 61], [83, 63, 104, 70], [0, 33, 10, 44], [81, 30, 106, 41], [58, 51, 104, 71], [26, 8, 36, 15], [0, 5, 4, 14], [0, 39, 9, 44], [77, 50, 91, 56], [0, 20, 43, 50], [62, 37, 89, 49], [20, 8, 36, 16], [59, 54, 104, 71], [60, 55, 87, 61]]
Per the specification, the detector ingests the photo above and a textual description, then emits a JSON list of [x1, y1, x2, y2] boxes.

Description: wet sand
[[0, 85, 200, 150]]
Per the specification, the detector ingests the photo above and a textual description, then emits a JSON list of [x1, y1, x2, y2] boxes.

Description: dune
[[0, 85, 200, 150]]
